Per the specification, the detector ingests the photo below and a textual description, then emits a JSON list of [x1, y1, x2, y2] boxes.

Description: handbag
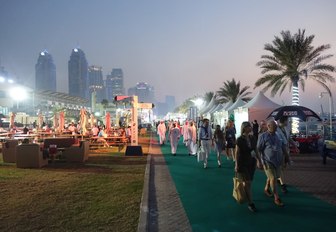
[[232, 174, 247, 204], [197, 146, 204, 162]]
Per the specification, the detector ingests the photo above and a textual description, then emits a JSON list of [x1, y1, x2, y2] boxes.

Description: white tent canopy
[[242, 91, 280, 110], [213, 101, 233, 128], [213, 98, 245, 129], [200, 95, 218, 119], [234, 91, 281, 136], [199, 96, 217, 116], [209, 103, 221, 114], [226, 97, 246, 114]]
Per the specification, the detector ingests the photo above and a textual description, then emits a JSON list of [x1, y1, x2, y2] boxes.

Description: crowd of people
[[156, 116, 298, 213], [1, 120, 131, 149]]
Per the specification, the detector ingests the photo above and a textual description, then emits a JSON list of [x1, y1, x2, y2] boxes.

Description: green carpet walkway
[[159, 138, 336, 232]]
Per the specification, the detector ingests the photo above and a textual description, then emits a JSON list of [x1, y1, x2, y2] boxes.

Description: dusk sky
[[0, 0, 335, 112]]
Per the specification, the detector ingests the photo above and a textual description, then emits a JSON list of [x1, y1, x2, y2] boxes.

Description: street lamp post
[[319, 92, 333, 140]]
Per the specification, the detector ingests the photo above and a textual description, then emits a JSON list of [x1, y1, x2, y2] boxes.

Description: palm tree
[[204, 91, 215, 104], [254, 29, 335, 106], [175, 98, 194, 113], [216, 78, 252, 103]]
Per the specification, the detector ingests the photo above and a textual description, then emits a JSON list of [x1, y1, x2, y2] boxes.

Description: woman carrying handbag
[[234, 121, 262, 212]]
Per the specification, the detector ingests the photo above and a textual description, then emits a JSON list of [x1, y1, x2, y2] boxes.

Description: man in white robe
[[181, 121, 189, 146], [157, 121, 167, 145], [187, 121, 197, 156], [169, 123, 181, 156]]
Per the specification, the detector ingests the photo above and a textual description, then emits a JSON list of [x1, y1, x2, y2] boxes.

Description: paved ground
[[147, 141, 192, 232], [286, 152, 336, 206]]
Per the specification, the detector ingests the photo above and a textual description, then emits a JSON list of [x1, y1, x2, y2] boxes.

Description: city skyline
[[1, 0, 336, 113]]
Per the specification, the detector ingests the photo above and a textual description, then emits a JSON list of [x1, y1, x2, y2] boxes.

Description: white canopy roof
[[200, 96, 217, 115], [226, 97, 246, 112], [234, 91, 281, 123], [242, 91, 280, 109], [208, 103, 221, 114], [223, 101, 233, 110], [214, 101, 233, 113]]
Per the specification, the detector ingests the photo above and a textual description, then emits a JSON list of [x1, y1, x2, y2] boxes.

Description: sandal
[[274, 198, 284, 207]]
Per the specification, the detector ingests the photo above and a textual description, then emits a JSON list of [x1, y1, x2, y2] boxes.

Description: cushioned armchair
[[63, 140, 89, 163], [16, 143, 48, 168], [2, 139, 19, 163]]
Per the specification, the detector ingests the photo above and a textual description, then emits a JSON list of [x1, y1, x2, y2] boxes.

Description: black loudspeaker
[[125, 146, 143, 156]]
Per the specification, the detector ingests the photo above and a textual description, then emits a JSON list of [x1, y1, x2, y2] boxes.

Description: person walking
[[235, 122, 261, 212], [169, 123, 181, 156], [276, 116, 298, 193], [157, 121, 167, 145], [252, 120, 259, 139], [225, 120, 236, 160], [257, 119, 286, 207], [198, 118, 213, 169], [259, 120, 267, 134], [213, 125, 225, 167], [181, 121, 189, 146], [187, 121, 197, 156], [166, 120, 173, 143]]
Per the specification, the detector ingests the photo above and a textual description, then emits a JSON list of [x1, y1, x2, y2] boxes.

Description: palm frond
[[299, 79, 305, 92], [255, 28, 335, 100], [315, 80, 332, 97], [216, 78, 251, 103]]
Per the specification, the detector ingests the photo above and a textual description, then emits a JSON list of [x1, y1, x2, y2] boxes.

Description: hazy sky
[[0, 0, 335, 112]]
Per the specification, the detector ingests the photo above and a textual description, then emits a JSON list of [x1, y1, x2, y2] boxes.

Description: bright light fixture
[[0, 77, 5, 82], [193, 98, 204, 108], [9, 87, 28, 101]]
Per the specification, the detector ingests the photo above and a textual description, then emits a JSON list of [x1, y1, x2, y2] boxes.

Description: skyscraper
[[128, 82, 155, 103], [35, 50, 56, 91], [88, 65, 105, 103], [106, 68, 125, 101], [68, 48, 88, 100]]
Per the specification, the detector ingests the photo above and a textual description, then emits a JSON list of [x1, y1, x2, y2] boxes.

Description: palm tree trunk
[[292, 77, 299, 106], [291, 77, 300, 134]]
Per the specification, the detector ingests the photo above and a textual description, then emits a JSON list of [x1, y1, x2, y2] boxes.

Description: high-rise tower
[[106, 68, 124, 101], [68, 48, 88, 99], [35, 50, 56, 91], [88, 65, 105, 103]]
